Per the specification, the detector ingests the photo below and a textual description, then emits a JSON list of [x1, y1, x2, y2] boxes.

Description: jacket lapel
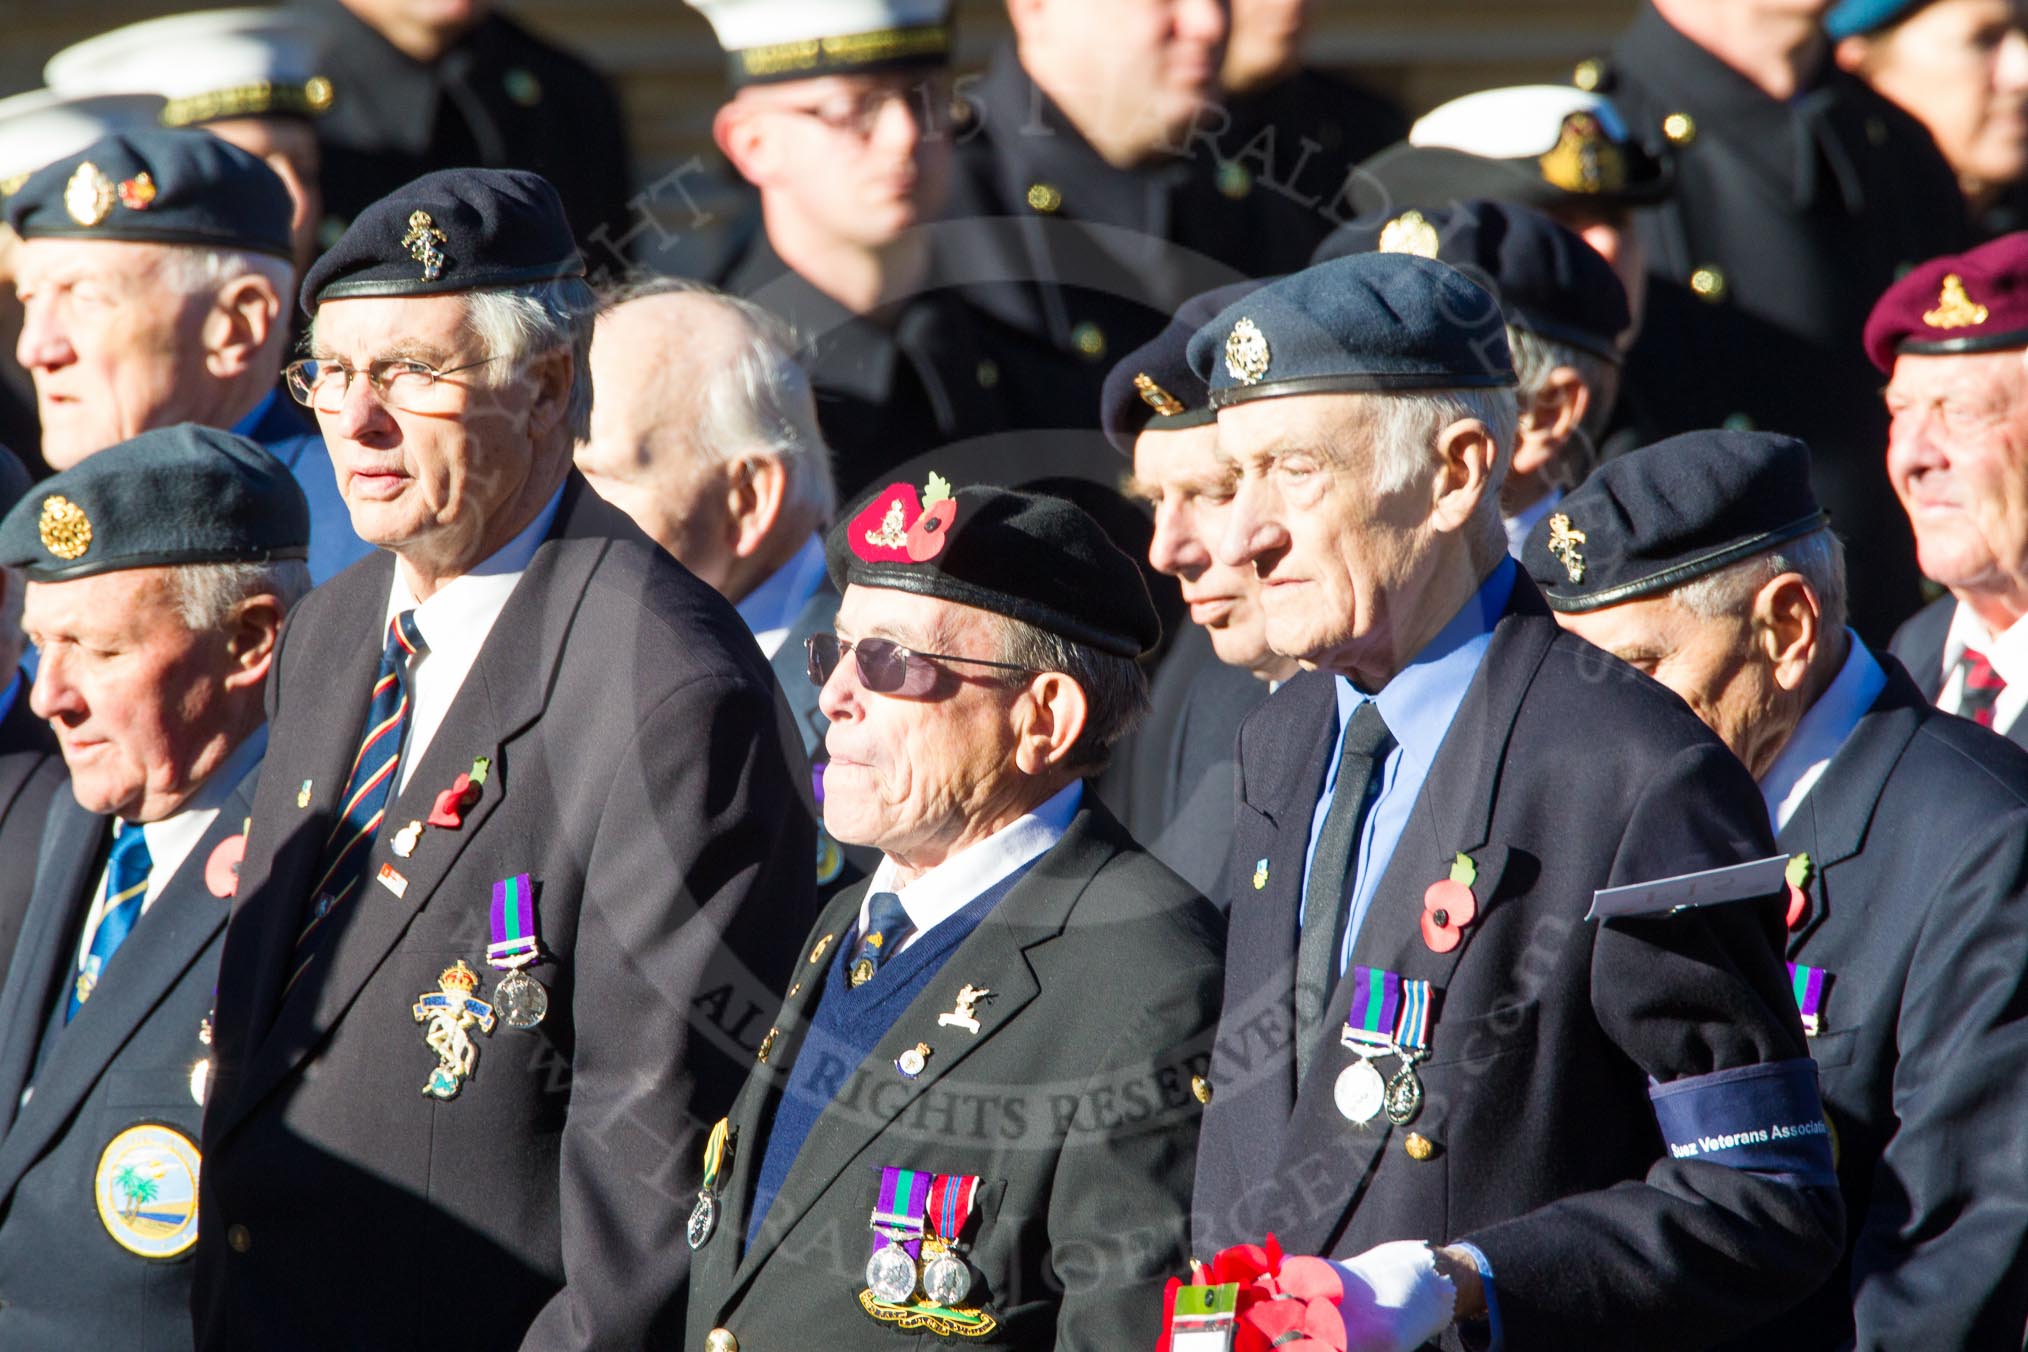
[[0, 796, 104, 1136]]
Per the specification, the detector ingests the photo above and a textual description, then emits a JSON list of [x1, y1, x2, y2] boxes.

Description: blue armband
[[1648, 1057, 1836, 1186]]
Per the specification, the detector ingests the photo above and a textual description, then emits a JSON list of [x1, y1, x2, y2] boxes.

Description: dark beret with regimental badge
[[0, 423, 309, 583], [1522, 429, 1827, 612], [1862, 233, 2028, 372], [1101, 279, 1269, 454], [300, 166, 584, 314], [826, 472, 1160, 658], [1187, 252, 1515, 409], [5, 127, 292, 260]]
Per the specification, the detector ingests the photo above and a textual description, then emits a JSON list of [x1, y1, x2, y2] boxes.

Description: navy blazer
[[1193, 577, 1841, 1349], [1887, 593, 2028, 751], [0, 760, 256, 1351]]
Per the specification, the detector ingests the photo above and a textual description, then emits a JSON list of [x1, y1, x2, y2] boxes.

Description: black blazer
[[1193, 579, 1842, 1349], [1885, 594, 2028, 751], [0, 684, 62, 1009], [194, 475, 818, 1350], [1734, 657, 2028, 1349], [684, 800, 1224, 1350], [0, 759, 256, 1350]]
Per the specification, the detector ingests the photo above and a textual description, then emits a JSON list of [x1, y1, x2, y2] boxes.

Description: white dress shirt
[[1939, 601, 2028, 735], [735, 533, 827, 659], [1759, 635, 1886, 833], [383, 487, 563, 791], [856, 781, 1083, 954]]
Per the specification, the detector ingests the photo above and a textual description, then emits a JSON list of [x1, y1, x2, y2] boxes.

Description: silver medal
[[866, 1240, 919, 1304], [687, 1192, 718, 1250], [1334, 1056, 1386, 1123], [922, 1251, 972, 1306], [493, 968, 548, 1029], [1383, 1062, 1424, 1126]]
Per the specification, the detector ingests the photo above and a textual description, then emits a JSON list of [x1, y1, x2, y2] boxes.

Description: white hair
[[150, 245, 296, 369], [167, 559, 312, 631], [462, 278, 600, 442], [1672, 529, 1849, 637], [596, 275, 837, 520]]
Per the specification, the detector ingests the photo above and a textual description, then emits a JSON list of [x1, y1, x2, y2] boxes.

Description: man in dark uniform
[[0, 426, 309, 1350], [687, 0, 1013, 498], [1871, 235, 2028, 748], [1537, 429, 2028, 1350], [1582, 0, 1970, 643], [291, 0, 632, 260], [1186, 254, 1841, 1347], [0, 445, 61, 1002], [7, 130, 365, 581], [194, 168, 816, 1349], [685, 479, 1223, 1350]]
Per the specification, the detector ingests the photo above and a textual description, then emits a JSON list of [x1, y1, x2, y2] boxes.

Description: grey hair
[[992, 616, 1150, 776], [462, 278, 599, 442], [166, 559, 312, 631], [150, 245, 297, 304], [1355, 387, 1521, 499], [1505, 325, 1622, 489], [594, 274, 837, 520], [1672, 529, 1849, 637]]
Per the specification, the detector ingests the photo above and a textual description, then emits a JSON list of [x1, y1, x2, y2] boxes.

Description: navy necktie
[[67, 823, 152, 1022], [1296, 701, 1393, 1082], [849, 891, 913, 987]]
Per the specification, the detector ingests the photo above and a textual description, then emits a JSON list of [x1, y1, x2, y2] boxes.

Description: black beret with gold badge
[[1101, 279, 1269, 454]]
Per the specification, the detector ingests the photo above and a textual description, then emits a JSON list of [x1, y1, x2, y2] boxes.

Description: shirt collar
[[865, 780, 1083, 938], [1759, 634, 1886, 833], [1337, 557, 1517, 772], [134, 724, 267, 875], [1942, 599, 2028, 689], [736, 533, 828, 659], [386, 484, 564, 643]]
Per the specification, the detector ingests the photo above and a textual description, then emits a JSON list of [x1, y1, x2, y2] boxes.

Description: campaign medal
[[412, 961, 496, 1099], [920, 1173, 979, 1307], [1789, 961, 1829, 1038], [688, 1117, 734, 1250], [896, 1042, 932, 1078], [865, 1166, 933, 1305], [1384, 978, 1434, 1126], [1335, 966, 1400, 1124], [486, 873, 547, 1029]]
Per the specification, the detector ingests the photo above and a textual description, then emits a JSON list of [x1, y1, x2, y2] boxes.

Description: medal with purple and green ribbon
[[866, 1166, 932, 1305], [1788, 962, 1828, 1037], [1335, 967, 1400, 1123], [1384, 978, 1433, 1125], [487, 873, 547, 1029]]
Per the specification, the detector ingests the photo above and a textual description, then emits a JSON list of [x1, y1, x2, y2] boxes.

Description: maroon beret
[[1864, 233, 2028, 372]]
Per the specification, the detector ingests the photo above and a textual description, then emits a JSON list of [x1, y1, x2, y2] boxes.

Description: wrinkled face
[[1129, 422, 1280, 673], [24, 568, 242, 821], [1856, 0, 2028, 190], [14, 238, 218, 470], [1554, 593, 1775, 769], [309, 293, 546, 570], [817, 587, 1027, 864], [730, 72, 953, 248], [1214, 393, 1439, 679], [1884, 348, 2028, 594], [1022, 0, 1226, 147]]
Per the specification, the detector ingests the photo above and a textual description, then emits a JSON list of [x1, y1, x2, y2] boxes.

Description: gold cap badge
[[1547, 513, 1587, 584], [1224, 317, 1271, 386], [63, 162, 116, 228], [1538, 113, 1627, 196], [1134, 373, 1186, 417], [401, 209, 450, 281], [38, 495, 93, 561], [1923, 273, 1990, 330], [1379, 210, 1440, 259]]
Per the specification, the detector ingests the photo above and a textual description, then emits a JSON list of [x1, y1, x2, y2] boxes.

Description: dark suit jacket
[[0, 758, 257, 1351], [0, 683, 62, 1010], [685, 800, 1224, 1350], [1193, 580, 1842, 1349], [194, 475, 817, 1350], [1884, 594, 2028, 749], [1733, 657, 2028, 1350]]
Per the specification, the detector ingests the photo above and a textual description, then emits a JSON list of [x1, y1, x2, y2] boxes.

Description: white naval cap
[[44, 7, 334, 129], [0, 88, 165, 197], [1410, 86, 1634, 161], [687, 0, 954, 84]]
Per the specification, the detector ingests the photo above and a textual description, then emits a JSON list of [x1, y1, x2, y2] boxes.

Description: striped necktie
[[1956, 647, 2007, 728], [293, 611, 426, 975], [67, 822, 152, 1022]]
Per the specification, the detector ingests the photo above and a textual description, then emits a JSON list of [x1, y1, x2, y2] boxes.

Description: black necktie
[[1296, 700, 1393, 1083]]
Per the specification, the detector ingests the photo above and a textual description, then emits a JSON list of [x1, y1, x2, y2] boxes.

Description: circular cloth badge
[[94, 1123, 201, 1259]]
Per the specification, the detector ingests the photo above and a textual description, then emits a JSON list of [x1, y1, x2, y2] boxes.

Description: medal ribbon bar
[[1393, 978, 1432, 1056], [487, 873, 541, 968], [869, 1166, 934, 1260], [1341, 966, 1402, 1054], [1787, 962, 1827, 1037]]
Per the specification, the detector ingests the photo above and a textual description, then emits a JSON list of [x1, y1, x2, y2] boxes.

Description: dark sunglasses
[[805, 633, 1035, 697]]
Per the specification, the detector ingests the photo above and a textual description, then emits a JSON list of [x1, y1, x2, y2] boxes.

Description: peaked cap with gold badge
[[687, 0, 954, 86], [5, 127, 291, 259], [1863, 233, 2028, 372], [44, 8, 335, 129]]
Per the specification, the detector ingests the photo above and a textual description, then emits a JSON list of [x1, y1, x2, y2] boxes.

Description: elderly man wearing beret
[[0, 424, 309, 1348], [1871, 234, 2028, 748], [193, 168, 816, 1349], [1184, 253, 1841, 1350], [1532, 428, 2028, 1350], [684, 479, 1224, 1350]]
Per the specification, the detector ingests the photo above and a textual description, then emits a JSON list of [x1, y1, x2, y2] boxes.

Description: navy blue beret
[[300, 167, 584, 314], [1102, 279, 1268, 455], [5, 128, 292, 260], [826, 473, 1160, 658], [1826, 0, 1933, 38], [1523, 429, 1828, 612], [0, 423, 310, 583], [1314, 200, 1629, 361], [0, 446, 29, 524], [1187, 252, 1514, 409]]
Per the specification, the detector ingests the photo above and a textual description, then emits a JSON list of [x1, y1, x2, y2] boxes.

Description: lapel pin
[[896, 1041, 932, 1078], [468, 756, 491, 785], [1252, 858, 1269, 890], [392, 820, 425, 858], [936, 983, 992, 1034], [809, 933, 836, 966], [427, 773, 479, 829], [1421, 853, 1479, 954], [1785, 853, 1814, 930], [296, 779, 313, 808], [376, 862, 409, 899], [411, 961, 495, 1099], [205, 833, 246, 899]]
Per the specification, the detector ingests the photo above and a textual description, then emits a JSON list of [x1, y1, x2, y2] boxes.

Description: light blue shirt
[[735, 533, 827, 659], [1759, 633, 1887, 833], [1300, 557, 1517, 975]]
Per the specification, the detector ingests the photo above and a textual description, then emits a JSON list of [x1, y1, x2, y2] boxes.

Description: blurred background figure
[[0, 444, 61, 1006], [1830, 0, 2028, 238]]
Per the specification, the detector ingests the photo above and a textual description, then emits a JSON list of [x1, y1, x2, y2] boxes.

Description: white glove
[[1333, 1240, 1457, 1352]]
